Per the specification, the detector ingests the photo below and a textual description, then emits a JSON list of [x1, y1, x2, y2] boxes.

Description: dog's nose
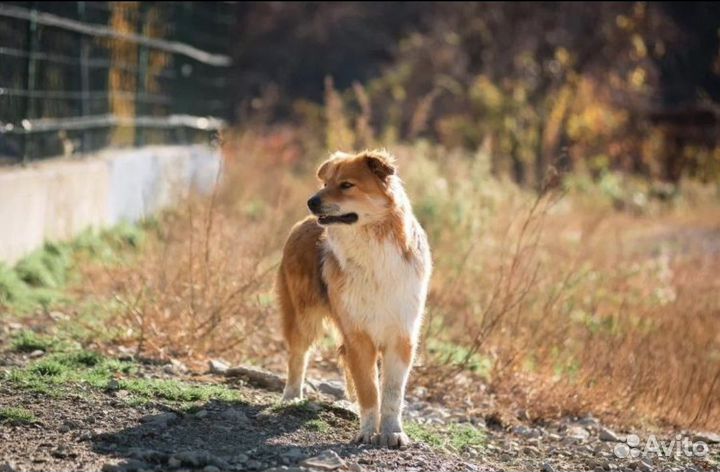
[[307, 196, 322, 213]]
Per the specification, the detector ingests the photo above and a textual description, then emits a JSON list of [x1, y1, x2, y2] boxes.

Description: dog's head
[[307, 150, 397, 226]]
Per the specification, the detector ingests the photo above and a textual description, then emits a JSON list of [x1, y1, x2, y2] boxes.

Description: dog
[[277, 149, 432, 448]]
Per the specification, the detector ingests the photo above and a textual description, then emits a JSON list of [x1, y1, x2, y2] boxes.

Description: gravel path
[[1, 350, 718, 472]]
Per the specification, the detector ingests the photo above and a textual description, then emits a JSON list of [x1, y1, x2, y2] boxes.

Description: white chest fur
[[324, 223, 429, 348]]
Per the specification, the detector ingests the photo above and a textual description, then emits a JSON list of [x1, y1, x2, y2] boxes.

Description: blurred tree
[[226, 2, 720, 184]]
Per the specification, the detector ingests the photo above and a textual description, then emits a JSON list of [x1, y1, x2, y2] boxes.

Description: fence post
[[78, 1, 90, 153], [22, 2, 39, 164], [135, 3, 149, 147]]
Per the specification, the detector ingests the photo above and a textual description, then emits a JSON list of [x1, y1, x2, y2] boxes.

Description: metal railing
[[0, 2, 233, 164]]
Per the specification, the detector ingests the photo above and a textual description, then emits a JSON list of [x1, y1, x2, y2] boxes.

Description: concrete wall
[[0, 145, 221, 264]]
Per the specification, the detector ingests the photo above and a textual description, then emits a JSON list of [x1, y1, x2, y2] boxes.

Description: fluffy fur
[[277, 149, 432, 448]]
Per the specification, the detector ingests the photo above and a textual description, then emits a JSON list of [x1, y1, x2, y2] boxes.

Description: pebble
[[280, 448, 306, 462], [195, 409, 209, 418], [578, 415, 600, 427], [542, 462, 556, 472], [141, 412, 177, 425], [513, 425, 542, 438], [118, 459, 148, 472], [301, 450, 346, 470], [29, 350, 45, 358], [128, 448, 167, 463], [208, 359, 230, 374], [693, 431, 720, 443], [221, 408, 249, 422], [599, 427, 620, 442], [566, 425, 590, 440], [261, 468, 307, 472], [315, 380, 345, 399], [168, 457, 182, 468], [233, 454, 249, 463], [203, 467, 220, 472]]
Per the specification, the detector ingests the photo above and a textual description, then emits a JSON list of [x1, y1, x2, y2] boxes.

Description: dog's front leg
[[377, 336, 413, 448], [344, 331, 380, 443]]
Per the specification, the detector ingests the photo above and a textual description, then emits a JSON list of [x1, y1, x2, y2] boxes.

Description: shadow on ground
[[90, 398, 364, 471]]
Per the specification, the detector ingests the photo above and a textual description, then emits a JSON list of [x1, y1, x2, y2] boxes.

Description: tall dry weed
[[81, 131, 719, 430]]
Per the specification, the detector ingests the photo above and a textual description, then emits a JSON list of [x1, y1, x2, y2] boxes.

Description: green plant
[[10, 330, 56, 353], [0, 407, 37, 425]]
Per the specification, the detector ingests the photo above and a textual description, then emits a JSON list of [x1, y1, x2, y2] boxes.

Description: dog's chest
[[325, 232, 427, 343]]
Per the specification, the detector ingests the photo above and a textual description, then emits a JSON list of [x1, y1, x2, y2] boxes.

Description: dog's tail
[[337, 344, 357, 402]]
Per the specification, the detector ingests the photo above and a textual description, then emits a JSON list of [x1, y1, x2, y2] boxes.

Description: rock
[[542, 463, 556, 472], [208, 359, 230, 374], [245, 460, 263, 470], [316, 380, 345, 399], [164, 359, 188, 375], [348, 464, 364, 472], [51, 446, 72, 458], [173, 451, 212, 467], [233, 454, 249, 464], [59, 419, 81, 432], [195, 409, 209, 418], [280, 448, 306, 462], [578, 415, 600, 427], [262, 468, 307, 472], [117, 459, 148, 472], [566, 425, 590, 440], [141, 412, 178, 425], [599, 427, 620, 442], [513, 425, 542, 438], [225, 365, 285, 391], [128, 448, 167, 463], [221, 408, 249, 422], [168, 457, 182, 468], [301, 450, 346, 471], [203, 467, 220, 472], [636, 460, 653, 472], [693, 431, 720, 444], [0, 463, 16, 472], [29, 350, 45, 358], [328, 400, 358, 418]]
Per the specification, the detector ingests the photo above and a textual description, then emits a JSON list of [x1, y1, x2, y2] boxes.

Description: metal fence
[[0, 1, 233, 164]]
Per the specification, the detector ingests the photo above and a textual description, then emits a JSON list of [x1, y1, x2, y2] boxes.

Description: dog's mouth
[[317, 213, 359, 225]]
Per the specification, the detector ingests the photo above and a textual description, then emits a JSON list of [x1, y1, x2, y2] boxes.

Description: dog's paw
[[373, 431, 411, 449], [281, 387, 302, 402], [353, 429, 376, 444]]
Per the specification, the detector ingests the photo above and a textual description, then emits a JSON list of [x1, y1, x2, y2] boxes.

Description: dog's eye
[[339, 182, 354, 190]]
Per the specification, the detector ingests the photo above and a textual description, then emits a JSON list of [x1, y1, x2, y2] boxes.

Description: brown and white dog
[[277, 149, 432, 448]]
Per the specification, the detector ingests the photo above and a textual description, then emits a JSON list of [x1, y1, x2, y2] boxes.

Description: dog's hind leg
[[278, 270, 324, 401], [338, 344, 357, 402]]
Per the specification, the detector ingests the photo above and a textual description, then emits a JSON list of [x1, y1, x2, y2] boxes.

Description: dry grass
[[77, 130, 720, 431]]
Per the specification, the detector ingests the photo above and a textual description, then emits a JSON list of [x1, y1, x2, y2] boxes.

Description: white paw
[[281, 387, 302, 402], [353, 428, 376, 444], [374, 431, 411, 449]]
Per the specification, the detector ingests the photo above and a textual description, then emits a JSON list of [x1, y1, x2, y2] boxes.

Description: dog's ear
[[317, 160, 332, 180], [365, 151, 396, 181]]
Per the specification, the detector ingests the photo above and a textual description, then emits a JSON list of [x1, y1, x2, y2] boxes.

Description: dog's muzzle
[[307, 196, 358, 225]]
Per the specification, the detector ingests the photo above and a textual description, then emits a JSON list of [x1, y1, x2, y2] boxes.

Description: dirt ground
[[1, 346, 718, 472]]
